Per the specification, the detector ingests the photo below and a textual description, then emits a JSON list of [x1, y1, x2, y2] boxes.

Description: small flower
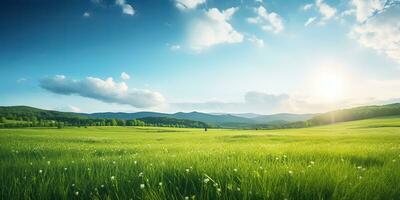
[[140, 184, 145, 189], [237, 187, 241, 191], [39, 169, 43, 173], [158, 182, 163, 186], [288, 170, 293, 175], [47, 161, 51, 165], [357, 166, 362, 169], [185, 196, 189, 200], [110, 176, 115, 180], [134, 161, 137, 164], [310, 161, 315, 165], [101, 184, 104, 188], [64, 167, 68, 171], [75, 191, 79, 196], [233, 168, 238, 172], [203, 178, 210, 183], [213, 183, 218, 187], [216, 188, 221, 192], [186, 168, 190, 173], [72, 184, 75, 187], [139, 172, 144, 177]]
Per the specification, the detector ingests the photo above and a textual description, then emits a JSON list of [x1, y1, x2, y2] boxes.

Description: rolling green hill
[[309, 103, 400, 125]]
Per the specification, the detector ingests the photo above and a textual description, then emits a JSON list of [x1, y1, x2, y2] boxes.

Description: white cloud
[[302, 3, 313, 11], [170, 44, 181, 51], [68, 105, 81, 112], [304, 17, 317, 26], [302, 0, 337, 25], [83, 12, 91, 17], [188, 7, 243, 51], [247, 6, 284, 34], [349, 1, 400, 63], [316, 0, 337, 21], [247, 35, 265, 48], [115, 0, 135, 15], [17, 78, 27, 83], [175, 0, 206, 11], [56, 105, 81, 113], [40, 75, 164, 108], [121, 72, 130, 80], [351, 0, 384, 22]]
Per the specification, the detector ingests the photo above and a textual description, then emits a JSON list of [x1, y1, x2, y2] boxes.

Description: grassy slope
[[0, 117, 400, 199]]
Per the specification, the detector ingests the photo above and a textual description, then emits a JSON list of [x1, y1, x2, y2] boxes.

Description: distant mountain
[[171, 112, 255, 124], [211, 113, 263, 118], [252, 113, 316, 123], [82, 112, 170, 120], [84, 111, 256, 128], [84, 111, 317, 128]]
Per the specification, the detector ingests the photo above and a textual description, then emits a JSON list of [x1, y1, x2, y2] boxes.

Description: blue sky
[[1, 0, 400, 114]]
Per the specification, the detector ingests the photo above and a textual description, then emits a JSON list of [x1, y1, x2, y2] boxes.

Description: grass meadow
[[1, 117, 400, 200]]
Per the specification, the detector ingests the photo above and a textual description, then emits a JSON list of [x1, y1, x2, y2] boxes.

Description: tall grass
[[1, 118, 400, 199]]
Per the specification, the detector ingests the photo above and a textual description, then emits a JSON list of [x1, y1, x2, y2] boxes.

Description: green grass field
[[1, 117, 400, 200]]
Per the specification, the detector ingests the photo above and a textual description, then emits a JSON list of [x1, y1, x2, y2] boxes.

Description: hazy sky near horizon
[[1, 0, 400, 114]]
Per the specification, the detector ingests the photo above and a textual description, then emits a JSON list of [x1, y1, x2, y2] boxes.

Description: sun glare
[[316, 69, 344, 101]]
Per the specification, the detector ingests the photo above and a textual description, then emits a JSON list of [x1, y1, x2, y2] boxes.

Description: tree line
[[0, 106, 209, 129]]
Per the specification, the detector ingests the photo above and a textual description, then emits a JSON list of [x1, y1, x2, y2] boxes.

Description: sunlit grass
[[1, 117, 400, 199]]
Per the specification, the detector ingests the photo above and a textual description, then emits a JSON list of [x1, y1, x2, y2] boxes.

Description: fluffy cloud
[[175, 0, 206, 11], [316, 0, 337, 21], [247, 35, 265, 48], [170, 44, 181, 51], [349, 1, 400, 63], [302, 0, 337, 25], [40, 75, 164, 108], [304, 17, 316, 26], [121, 72, 130, 80], [83, 12, 91, 17], [247, 6, 284, 34], [351, 0, 385, 22], [54, 105, 82, 113], [302, 4, 313, 11], [189, 7, 243, 51], [17, 78, 27, 83], [115, 0, 135, 15]]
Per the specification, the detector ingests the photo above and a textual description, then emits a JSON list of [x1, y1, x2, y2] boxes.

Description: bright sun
[[316, 69, 344, 101]]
